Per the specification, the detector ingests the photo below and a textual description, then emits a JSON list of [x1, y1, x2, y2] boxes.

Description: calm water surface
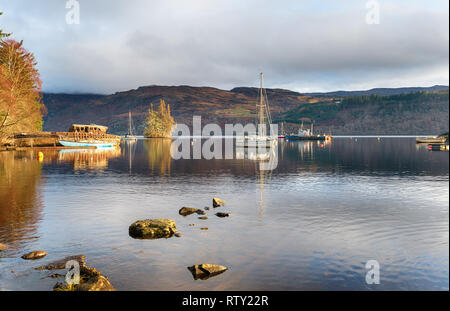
[[0, 137, 448, 290]]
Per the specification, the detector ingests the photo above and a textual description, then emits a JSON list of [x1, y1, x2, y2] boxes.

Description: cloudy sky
[[0, 0, 448, 94]]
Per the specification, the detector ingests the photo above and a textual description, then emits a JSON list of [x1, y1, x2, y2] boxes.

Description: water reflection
[[58, 147, 121, 171], [144, 139, 173, 175], [0, 151, 43, 250]]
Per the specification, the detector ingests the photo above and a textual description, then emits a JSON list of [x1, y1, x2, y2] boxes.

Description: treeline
[[280, 90, 449, 124], [340, 91, 448, 110], [0, 12, 44, 143]]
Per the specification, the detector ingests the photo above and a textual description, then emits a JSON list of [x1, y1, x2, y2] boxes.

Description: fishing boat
[[58, 124, 121, 148], [236, 72, 277, 149], [124, 111, 138, 141], [285, 122, 329, 141]]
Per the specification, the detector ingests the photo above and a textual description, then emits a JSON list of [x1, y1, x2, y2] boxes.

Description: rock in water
[[213, 198, 226, 208], [215, 212, 230, 218], [129, 219, 176, 239], [175, 232, 182, 238], [198, 216, 208, 220], [0, 243, 8, 251], [21, 251, 47, 260], [179, 207, 205, 216], [53, 265, 115, 291], [35, 255, 86, 271], [188, 264, 228, 280]]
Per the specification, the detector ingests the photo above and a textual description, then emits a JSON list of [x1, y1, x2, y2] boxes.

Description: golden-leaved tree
[[0, 27, 45, 140], [144, 98, 175, 138]]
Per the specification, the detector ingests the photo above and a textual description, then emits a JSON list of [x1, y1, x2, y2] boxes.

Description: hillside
[[42, 85, 449, 135]]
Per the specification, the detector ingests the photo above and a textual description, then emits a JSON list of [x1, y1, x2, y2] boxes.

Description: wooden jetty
[[4, 124, 121, 149]]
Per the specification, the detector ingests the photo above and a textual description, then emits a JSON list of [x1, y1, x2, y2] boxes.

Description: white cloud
[[0, 0, 448, 93]]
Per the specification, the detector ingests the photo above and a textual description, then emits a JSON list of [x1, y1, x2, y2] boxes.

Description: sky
[[0, 0, 448, 94]]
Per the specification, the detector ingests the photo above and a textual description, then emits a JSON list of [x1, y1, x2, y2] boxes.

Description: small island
[[143, 98, 175, 138]]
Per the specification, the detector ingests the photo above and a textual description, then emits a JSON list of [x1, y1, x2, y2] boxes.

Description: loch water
[[0, 137, 448, 290]]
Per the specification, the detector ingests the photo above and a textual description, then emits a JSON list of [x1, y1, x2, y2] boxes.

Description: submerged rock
[[215, 212, 230, 218], [21, 251, 47, 260], [188, 264, 228, 280], [175, 232, 182, 238], [36, 254, 114, 291], [179, 207, 206, 216], [213, 198, 226, 208], [0, 243, 8, 251], [35, 255, 86, 271], [129, 219, 176, 239], [198, 216, 208, 220], [200, 227, 208, 230], [53, 265, 115, 291]]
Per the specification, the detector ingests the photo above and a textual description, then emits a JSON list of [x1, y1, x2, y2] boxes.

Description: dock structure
[[4, 124, 121, 149]]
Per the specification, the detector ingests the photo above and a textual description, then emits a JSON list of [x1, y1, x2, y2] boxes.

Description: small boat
[[59, 140, 117, 148], [124, 111, 138, 141], [278, 122, 286, 139], [285, 123, 328, 141], [58, 124, 121, 148], [416, 136, 446, 144]]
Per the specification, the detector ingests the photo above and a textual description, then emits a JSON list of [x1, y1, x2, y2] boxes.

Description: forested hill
[[42, 85, 449, 135]]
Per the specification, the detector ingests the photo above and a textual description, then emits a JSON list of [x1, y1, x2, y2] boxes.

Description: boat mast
[[258, 72, 266, 137], [128, 111, 133, 136]]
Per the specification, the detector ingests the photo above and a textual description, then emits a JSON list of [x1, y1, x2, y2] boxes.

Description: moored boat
[[416, 136, 446, 144], [236, 72, 277, 149], [124, 111, 138, 141], [58, 124, 121, 148]]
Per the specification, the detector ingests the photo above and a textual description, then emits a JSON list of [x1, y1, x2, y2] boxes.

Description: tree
[[144, 98, 175, 138], [0, 39, 45, 138]]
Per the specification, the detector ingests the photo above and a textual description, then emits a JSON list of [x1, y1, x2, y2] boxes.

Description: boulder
[[0, 243, 8, 251], [175, 232, 182, 238], [179, 207, 205, 216], [35, 255, 86, 270], [53, 265, 115, 291], [213, 198, 226, 208], [129, 219, 176, 239], [21, 250, 47, 260], [215, 212, 230, 218], [188, 264, 228, 280], [198, 216, 208, 220]]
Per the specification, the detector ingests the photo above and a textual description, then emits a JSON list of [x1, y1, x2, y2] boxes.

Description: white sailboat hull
[[236, 136, 277, 148]]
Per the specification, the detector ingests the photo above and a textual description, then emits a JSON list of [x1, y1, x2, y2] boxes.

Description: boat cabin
[[68, 124, 108, 134]]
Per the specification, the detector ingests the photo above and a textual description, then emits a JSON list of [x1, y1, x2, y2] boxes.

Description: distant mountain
[[305, 85, 449, 97], [42, 85, 449, 135]]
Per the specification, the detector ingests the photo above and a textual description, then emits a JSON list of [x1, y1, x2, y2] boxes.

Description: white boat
[[236, 72, 277, 149], [124, 111, 138, 141]]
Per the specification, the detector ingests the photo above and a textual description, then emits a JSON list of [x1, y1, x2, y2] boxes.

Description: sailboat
[[278, 122, 286, 139], [236, 73, 277, 149], [124, 111, 138, 141]]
